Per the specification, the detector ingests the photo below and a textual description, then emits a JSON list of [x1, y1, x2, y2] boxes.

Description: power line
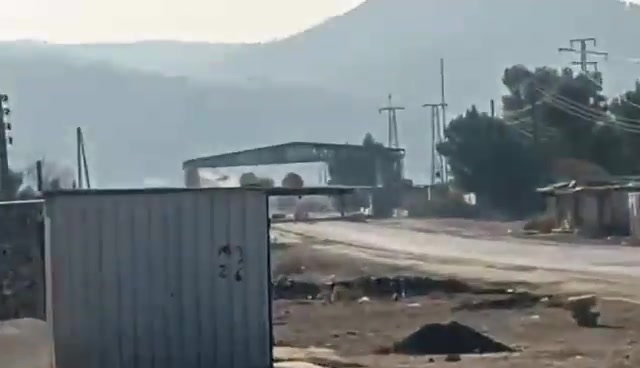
[[536, 85, 640, 133], [378, 94, 405, 149], [536, 82, 640, 125]]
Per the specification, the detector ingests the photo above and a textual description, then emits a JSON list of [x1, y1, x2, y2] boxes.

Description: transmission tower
[[422, 102, 447, 184], [558, 38, 608, 74], [378, 94, 405, 149]]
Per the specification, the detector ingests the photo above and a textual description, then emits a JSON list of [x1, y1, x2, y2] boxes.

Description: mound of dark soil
[[392, 321, 514, 355]]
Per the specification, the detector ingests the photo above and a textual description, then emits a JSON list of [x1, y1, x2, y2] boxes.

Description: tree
[[437, 106, 543, 216], [239, 172, 259, 186], [608, 81, 640, 174], [257, 177, 275, 188], [239, 172, 275, 188], [437, 64, 640, 217], [282, 172, 304, 188], [327, 133, 391, 186], [501, 65, 629, 175]]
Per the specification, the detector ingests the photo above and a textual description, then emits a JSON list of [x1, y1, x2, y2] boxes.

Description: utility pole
[[76, 127, 91, 189], [36, 160, 43, 192], [490, 99, 496, 118], [0, 93, 12, 200], [558, 38, 608, 74], [422, 102, 447, 185], [439, 58, 449, 182], [378, 94, 405, 149], [76, 127, 83, 189]]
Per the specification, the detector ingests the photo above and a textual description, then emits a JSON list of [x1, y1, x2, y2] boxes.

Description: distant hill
[[0, 40, 251, 81], [219, 0, 640, 109], [2, 0, 640, 185], [0, 53, 378, 186]]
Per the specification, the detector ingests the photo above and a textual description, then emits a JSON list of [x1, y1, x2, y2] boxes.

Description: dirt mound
[[391, 321, 514, 355]]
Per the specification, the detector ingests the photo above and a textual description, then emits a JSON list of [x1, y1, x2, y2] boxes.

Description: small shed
[[44, 188, 272, 368], [538, 181, 640, 237]]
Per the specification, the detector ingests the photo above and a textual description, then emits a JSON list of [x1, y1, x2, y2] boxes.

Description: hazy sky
[[0, 0, 365, 43]]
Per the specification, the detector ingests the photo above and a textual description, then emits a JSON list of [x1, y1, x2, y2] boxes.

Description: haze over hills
[[2, 0, 640, 186], [0, 54, 379, 186]]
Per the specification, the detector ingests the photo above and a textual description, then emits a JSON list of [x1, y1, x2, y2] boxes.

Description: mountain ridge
[[3, 0, 640, 185]]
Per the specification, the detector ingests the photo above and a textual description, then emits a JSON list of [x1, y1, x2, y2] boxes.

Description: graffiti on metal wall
[[218, 244, 244, 282]]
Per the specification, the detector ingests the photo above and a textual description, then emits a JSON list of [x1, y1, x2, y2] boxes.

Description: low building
[[538, 180, 640, 237]]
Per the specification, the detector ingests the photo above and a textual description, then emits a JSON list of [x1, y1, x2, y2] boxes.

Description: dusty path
[[273, 220, 640, 300]]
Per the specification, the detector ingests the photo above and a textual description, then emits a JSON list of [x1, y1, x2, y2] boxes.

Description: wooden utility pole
[[490, 99, 496, 118], [76, 127, 83, 189], [0, 93, 11, 199], [439, 58, 449, 182], [36, 160, 43, 192], [378, 94, 405, 149], [75, 127, 91, 189]]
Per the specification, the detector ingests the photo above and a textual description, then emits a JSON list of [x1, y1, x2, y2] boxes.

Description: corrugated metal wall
[[45, 189, 272, 368], [0, 200, 45, 320], [629, 192, 640, 240]]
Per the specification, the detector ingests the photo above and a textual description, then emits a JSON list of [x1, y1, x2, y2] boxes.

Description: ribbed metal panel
[[0, 200, 45, 320], [44, 189, 271, 368], [629, 192, 640, 240]]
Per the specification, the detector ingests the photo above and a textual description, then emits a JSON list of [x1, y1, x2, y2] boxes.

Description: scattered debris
[[273, 275, 478, 301], [388, 321, 514, 355], [453, 292, 544, 311], [273, 346, 364, 368], [566, 294, 600, 327], [444, 353, 462, 362], [331, 284, 360, 303]]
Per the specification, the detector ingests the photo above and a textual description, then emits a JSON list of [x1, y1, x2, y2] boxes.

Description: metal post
[[36, 160, 43, 192], [0, 94, 10, 199], [440, 58, 448, 181], [76, 127, 83, 189]]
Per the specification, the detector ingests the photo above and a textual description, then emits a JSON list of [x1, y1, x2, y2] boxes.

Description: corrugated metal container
[[44, 188, 272, 368], [629, 192, 640, 240]]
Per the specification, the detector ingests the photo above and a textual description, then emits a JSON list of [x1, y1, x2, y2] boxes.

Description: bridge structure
[[182, 141, 405, 189]]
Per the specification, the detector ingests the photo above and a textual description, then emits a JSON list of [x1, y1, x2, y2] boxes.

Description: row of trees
[[438, 65, 640, 217], [239, 171, 304, 188]]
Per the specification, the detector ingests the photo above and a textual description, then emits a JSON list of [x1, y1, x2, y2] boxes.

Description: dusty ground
[[274, 219, 640, 300], [271, 223, 640, 367]]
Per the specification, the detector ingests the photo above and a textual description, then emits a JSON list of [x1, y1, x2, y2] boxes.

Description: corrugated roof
[[537, 180, 640, 195]]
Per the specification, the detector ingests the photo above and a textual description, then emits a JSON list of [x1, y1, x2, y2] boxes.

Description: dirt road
[[274, 220, 640, 299]]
